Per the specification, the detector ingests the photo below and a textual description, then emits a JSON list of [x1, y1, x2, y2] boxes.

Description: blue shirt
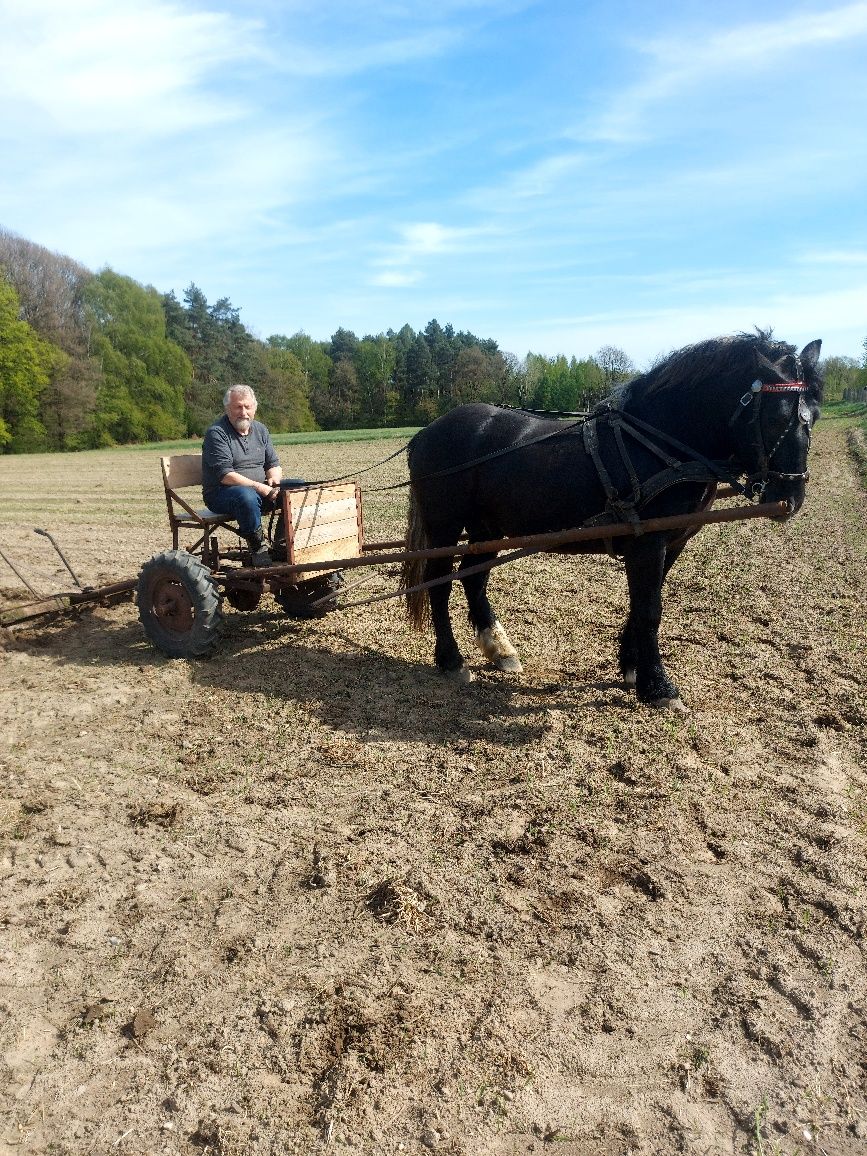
[[201, 415, 280, 506]]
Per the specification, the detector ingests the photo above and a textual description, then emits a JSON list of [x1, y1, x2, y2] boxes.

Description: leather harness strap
[[580, 407, 743, 530]]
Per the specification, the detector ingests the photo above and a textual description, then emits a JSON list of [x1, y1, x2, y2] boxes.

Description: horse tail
[[402, 485, 431, 631]]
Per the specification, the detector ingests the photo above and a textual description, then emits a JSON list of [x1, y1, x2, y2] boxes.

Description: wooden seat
[[161, 454, 238, 559]]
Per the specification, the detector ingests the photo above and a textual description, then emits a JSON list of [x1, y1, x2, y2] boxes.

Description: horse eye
[[798, 398, 813, 425]]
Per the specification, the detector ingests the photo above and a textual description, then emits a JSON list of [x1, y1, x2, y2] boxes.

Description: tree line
[[2, 227, 865, 453]]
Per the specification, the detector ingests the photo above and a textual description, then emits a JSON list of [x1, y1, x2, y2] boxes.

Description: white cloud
[[400, 222, 463, 254], [584, 1, 867, 143], [368, 220, 498, 287], [499, 283, 867, 366], [271, 29, 461, 78], [0, 0, 261, 136], [370, 270, 423, 288], [258, 0, 534, 78]]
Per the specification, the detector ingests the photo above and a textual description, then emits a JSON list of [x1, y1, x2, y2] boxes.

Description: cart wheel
[[137, 550, 225, 657], [274, 572, 342, 619], [225, 585, 263, 612]]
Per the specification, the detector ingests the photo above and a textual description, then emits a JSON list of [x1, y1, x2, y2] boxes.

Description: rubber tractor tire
[[273, 571, 343, 619], [137, 550, 225, 658]]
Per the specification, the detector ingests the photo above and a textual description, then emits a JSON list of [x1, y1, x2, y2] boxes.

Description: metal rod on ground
[[0, 578, 138, 627], [0, 547, 42, 598], [66, 578, 138, 604], [363, 538, 408, 552], [34, 528, 84, 589], [362, 533, 470, 552], [327, 569, 383, 598]]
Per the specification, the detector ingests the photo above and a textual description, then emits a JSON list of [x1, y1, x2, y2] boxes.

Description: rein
[[375, 418, 587, 491], [298, 375, 811, 511], [291, 437, 415, 489]]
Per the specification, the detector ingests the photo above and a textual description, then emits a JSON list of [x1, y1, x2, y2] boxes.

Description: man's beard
[[235, 418, 252, 435]]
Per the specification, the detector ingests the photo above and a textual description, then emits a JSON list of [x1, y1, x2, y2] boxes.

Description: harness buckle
[[749, 479, 767, 500]]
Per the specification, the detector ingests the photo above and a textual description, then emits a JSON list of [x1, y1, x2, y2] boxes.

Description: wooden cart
[[2, 452, 789, 659]]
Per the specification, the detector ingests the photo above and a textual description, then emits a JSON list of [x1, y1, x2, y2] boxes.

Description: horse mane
[[614, 329, 822, 407]]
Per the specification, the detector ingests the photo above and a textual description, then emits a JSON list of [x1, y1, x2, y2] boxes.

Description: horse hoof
[[622, 668, 637, 688], [652, 696, 688, 713], [476, 622, 522, 673], [494, 654, 523, 673], [442, 664, 475, 685]]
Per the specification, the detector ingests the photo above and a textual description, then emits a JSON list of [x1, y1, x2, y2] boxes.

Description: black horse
[[402, 331, 823, 708]]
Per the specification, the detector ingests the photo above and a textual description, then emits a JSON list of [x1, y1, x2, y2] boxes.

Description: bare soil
[[1, 422, 865, 1156]]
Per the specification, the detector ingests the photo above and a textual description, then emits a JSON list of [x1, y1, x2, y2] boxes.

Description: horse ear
[[800, 340, 822, 370]]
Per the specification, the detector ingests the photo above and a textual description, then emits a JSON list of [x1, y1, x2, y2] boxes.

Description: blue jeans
[[205, 479, 307, 536]]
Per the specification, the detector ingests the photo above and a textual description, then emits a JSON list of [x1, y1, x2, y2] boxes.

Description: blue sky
[[2, 0, 866, 368]]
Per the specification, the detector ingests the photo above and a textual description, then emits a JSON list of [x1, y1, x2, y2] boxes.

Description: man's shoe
[[251, 545, 273, 568], [246, 531, 272, 568]]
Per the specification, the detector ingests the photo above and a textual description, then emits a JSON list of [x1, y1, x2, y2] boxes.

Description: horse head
[[729, 337, 823, 516]]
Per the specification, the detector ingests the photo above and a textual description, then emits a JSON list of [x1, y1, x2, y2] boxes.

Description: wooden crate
[[281, 482, 363, 569]]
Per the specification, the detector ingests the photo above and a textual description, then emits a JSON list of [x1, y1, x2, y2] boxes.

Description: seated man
[[202, 384, 290, 567]]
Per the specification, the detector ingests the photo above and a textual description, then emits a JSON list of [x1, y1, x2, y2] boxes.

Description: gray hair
[[223, 383, 257, 407]]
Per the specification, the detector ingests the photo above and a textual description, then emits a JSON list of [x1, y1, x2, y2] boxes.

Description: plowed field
[[1, 420, 865, 1155]]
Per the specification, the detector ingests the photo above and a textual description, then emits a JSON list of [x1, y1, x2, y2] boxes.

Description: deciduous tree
[[83, 270, 190, 445], [0, 277, 59, 451], [595, 345, 634, 388]]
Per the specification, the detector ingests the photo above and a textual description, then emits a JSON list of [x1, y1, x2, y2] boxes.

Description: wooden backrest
[[161, 454, 204, 492], [283, 483, 363, 567]]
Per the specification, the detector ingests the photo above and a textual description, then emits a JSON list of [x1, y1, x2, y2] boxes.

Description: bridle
[[728, 376, 814, 499]]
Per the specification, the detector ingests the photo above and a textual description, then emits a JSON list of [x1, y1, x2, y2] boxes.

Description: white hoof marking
[[623, 668, 637, 688], [652, 696, 688, 714], [443, 664, 475, 685], [476, 621, 523, 673]]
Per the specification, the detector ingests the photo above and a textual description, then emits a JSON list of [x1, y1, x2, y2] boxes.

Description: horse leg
[[621, 536, 685, 711], [618, 537, 689, 688], [425, 555, 474, 684], [458, 554, 523, 673]]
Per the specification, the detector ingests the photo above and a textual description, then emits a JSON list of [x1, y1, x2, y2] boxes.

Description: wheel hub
[[151, 577, 194, 633]]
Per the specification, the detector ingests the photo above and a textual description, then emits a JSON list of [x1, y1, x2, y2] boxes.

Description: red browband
[[757, 381, 805, 393]]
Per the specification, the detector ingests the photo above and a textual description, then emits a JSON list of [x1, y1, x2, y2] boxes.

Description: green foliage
[[822, 355, 861, 402], [522, 353, 607, 412], [260, 344, 318, 432], [0, 276, 61, 452], [162, 283, 269, 433], [355, 336, 398, 426], [257, 323, 619, 428], [0, 229, 99, 450], [82, 270, 190, 446]]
